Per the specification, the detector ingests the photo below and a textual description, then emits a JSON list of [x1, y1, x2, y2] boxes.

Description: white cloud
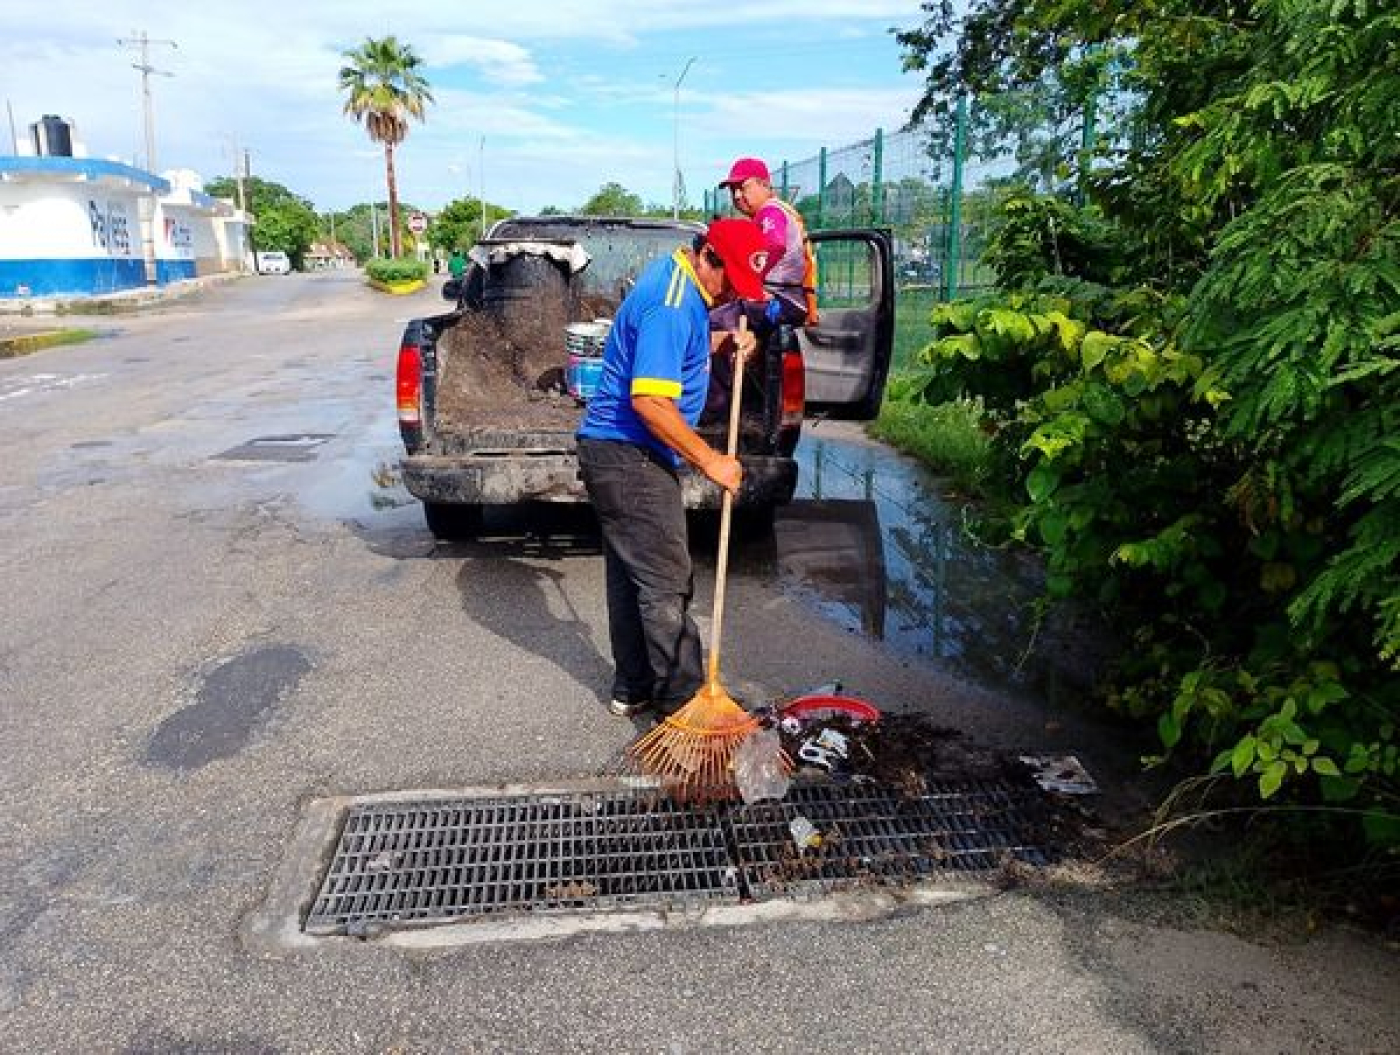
[[0, 1, 932, 211], [420, 37, 544, 87]]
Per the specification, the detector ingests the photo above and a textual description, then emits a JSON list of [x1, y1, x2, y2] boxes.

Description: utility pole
[[118, 30, 177, 174], [222, 135, 247, 211], [119, 30, 175, 286], [672, 57, 696, 220], [243, 148, 257, 271]]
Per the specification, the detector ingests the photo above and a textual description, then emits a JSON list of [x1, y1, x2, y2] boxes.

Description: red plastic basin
[[779, 694, 882, 723]]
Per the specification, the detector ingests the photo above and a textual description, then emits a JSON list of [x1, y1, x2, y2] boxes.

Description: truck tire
[[423, 502, 483, 540], [733, 505, 776, 539], [689, 505, 775, 546]]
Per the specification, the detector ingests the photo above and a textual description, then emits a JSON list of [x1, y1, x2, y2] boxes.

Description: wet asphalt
[[0, 272, 1395, 1053]]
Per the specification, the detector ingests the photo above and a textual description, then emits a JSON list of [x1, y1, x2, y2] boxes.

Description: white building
[[0, 125, 253, 298]]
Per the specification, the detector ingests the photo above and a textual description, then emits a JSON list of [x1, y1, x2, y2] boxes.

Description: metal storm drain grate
[[305, 791, 738, 936], [305, 780, 1050, 936], [728, 780, 1047, 899], [215, 434, 334, 462]]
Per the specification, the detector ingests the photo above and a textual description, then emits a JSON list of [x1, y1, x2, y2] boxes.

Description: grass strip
[[0, 328, 99, 358]]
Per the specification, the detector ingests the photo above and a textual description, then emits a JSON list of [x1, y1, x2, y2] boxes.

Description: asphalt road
[[0, 272, 1395, 1053]]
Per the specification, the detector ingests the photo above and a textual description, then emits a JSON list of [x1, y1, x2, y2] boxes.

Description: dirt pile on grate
[[435, 291, 621, 435], [780, 712, 1040, 797]]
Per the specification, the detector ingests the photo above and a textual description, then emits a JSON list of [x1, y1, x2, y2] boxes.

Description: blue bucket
[[565, 320, 610, 402], [567, 353, 605, 402]]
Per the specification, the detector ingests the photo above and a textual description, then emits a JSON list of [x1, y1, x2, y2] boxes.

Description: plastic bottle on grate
[[734, 726, 791, 804], [788, 815, 823, 851]]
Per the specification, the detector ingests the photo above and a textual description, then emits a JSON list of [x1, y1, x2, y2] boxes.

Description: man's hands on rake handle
[[632, 315, 754, 497]]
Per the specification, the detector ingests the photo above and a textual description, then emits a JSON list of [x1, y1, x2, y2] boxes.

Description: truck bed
[[431, 294, 618, 438]]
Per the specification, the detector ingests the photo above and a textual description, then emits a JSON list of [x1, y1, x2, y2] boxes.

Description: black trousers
[[577, 438, 705, 708]]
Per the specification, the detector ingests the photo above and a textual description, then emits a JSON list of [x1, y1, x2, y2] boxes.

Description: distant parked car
[[899, 259, 940, 284], [256, 251, 291, 275]]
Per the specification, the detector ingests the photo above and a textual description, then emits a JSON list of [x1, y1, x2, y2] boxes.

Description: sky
[[0, 2, 936, 216]]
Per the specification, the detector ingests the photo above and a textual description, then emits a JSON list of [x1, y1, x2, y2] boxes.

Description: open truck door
[[798, 229, 895, 419]]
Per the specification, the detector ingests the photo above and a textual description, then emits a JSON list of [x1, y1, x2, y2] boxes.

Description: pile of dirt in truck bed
[[435, 292, 620, 435]]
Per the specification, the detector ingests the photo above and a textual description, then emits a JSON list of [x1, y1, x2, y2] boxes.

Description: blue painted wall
[[0, 258, 148, 296], [155, 259, 196, 284]]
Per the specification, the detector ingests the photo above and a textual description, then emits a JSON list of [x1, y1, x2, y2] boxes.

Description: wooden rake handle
[[706, 315, 747, 685]]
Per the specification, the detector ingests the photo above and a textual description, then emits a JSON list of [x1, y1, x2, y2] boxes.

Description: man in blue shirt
[[577, 219, 766, 718]]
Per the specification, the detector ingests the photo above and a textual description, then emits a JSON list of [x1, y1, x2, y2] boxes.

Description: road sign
[[408, 212, 428, 234]]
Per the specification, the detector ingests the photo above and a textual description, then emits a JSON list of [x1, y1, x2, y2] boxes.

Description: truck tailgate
[[400, 450, 797, 509]]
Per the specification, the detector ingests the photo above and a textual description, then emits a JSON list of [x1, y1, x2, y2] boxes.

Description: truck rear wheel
[[423, 502, 483, 540]]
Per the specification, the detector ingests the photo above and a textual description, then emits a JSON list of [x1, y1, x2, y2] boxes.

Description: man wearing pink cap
[[719, 156, 819, 328], [577, 219, 765, 718]]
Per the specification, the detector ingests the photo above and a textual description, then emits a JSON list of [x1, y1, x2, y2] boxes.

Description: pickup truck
[[395, 215, 894, 539]]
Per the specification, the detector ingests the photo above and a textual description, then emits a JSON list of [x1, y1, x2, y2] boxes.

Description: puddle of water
[[309, 420, 1099, 699], [764, 432, 1100, 699]]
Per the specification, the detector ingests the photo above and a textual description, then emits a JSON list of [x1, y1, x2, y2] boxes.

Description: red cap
[[719, 157, 771, 188], [704, 219, 768, 302]]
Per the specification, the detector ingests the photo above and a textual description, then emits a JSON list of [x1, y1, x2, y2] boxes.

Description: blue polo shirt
[[577, 249, 713, 464]]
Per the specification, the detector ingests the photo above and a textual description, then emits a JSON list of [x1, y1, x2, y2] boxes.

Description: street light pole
[[479, 135, 487, 240], [672, 57, 695, 220]]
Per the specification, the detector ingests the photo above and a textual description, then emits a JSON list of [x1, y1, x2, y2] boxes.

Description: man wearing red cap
[[719, 157, 820, 328], [577, 219, 766, 718]]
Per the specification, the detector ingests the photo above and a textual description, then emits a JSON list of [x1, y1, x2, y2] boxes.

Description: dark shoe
[[609, 697, 653, 718], [653, 696, 692, 718]]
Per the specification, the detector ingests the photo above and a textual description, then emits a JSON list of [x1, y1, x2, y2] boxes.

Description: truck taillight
[[396, 342, 422, 426], [781, 349, 805, 428]]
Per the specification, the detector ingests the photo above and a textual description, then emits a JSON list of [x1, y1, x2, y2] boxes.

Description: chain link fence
[[703, 95, 1099, 371]]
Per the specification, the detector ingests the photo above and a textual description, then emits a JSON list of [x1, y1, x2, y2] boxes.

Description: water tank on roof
[[31, 115, 74, 157]]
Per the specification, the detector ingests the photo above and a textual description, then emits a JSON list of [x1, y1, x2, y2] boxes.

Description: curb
[[0, 271, 245, 317], [0, 328, 99, 358], [367, 278, 427, 295], [241, 777, 988, 955]]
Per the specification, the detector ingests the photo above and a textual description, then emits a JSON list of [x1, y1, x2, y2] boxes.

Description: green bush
[[923, 275, 1396, 807], [365, 257, 428, 284], [895, 0, 1399, 850]]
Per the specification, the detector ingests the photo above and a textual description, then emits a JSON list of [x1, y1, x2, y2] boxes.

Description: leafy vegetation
[[896, 0, 1399, 855], [204, 176, 320, 266], [568, 182, 697, 219], [339, 36, 433, 258], [870, 392, 995, 496], [579, 182, 647, 217], [364, 257, 428, 285], [427, 196, 510, 253]]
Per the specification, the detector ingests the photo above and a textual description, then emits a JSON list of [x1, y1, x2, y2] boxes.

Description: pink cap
[[719, 157, 771, 188]]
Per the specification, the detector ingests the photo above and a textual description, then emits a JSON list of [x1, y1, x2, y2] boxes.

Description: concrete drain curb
[[244, 778, 1020, 952]]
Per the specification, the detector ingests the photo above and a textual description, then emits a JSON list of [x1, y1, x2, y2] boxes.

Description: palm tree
[[339, 37, 433, 258]]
